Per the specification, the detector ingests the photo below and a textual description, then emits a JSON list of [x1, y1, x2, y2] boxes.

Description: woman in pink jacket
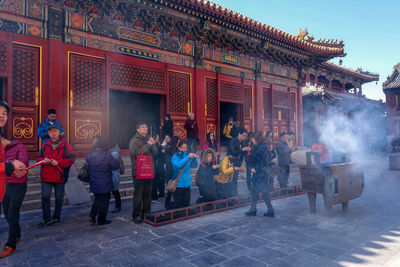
[[0, 101, 27, 258]]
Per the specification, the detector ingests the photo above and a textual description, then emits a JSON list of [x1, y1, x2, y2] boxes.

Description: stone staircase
[[21, 157, 135, 212], [21, 155, 298, 212]]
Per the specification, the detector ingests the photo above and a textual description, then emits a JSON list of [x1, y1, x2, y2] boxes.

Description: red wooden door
[[69, 54, 106, 151], [167, 71, 191, 140], [8, 44, 40, 151]]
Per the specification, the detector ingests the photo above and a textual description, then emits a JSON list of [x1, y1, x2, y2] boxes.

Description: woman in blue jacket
[[171, 141, 198, 208], [86, 137, 119, 225]]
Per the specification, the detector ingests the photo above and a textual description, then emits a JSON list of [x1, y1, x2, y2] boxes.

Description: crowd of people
[[0, 105, 296, 259]]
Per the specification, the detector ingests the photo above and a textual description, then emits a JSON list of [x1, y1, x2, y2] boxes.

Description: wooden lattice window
[[168, 72, 189, 114], [220, 81, 242, 102], [0, 43, 7, 74], [12, 46, 37, 104], [263, 88, 272, 117], [71, 57, 105, 107], [110, 63, 166, 92], [272, 90, 289, 106], [206, 78, 217, 116], [290, 92, 296, 120], [243, 85, 252, 118]]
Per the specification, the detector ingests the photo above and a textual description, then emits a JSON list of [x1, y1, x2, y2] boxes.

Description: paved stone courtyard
[[1, 156, 400, 267]]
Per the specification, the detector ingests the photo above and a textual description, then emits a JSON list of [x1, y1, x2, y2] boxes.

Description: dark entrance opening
[[220, 102, 240, 146], [109, 90, 160, 149]]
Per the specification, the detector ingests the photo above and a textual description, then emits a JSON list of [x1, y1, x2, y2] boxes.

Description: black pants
[[151, 171, 165, 200], [90, 192, 111, 223], [230, 171, 239, 196], [216, 183, 230, 199], [249, 190, 273, 212], [133, 179, 152, 217], [173, 187, 190, 208], [187, 137, 197, 153], [278, 165, 290, 188], [245, 160, 252, 191], [112, 190, 121, 209], [2, 183, 27, 249]]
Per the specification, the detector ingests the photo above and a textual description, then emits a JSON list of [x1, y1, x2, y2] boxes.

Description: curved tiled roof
[[322, 61, 379, 82], [178, 0, 345, 57], [383, 64, 400, 90]]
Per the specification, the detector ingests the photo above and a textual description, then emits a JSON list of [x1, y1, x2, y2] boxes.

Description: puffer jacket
[[86, 149, 119, 194], [215, 155, 245, 184], [171, 151, 198, 188], [5, 140, 29, 183], [37, 139, 75, 183], [129, 133, 157, 179]]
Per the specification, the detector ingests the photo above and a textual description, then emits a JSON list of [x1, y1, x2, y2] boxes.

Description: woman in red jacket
[[0, 101, 27, 258]]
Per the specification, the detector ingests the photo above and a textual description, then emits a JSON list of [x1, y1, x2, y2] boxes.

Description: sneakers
[[132, 216, 143, 224], [263, 210, 275, 217], [245, 209, 257, 216], [98, 220, 112, 225], [111, 207, 121, 213], [37, 219, 52, 229], [89, 216, 96, 225], [0, 246, 15, 258], [48, 218, 61, 226]]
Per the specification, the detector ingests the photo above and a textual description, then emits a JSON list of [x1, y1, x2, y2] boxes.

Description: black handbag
[[78, 163, 90, 183]]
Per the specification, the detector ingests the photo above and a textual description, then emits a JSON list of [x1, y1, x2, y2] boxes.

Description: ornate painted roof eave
[[169, 0, 345, 58], [383, 64, 400, 90], [321, 61, 380, 82]]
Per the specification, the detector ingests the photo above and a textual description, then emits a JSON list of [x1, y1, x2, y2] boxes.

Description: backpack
[[77, 163, 90, 183]]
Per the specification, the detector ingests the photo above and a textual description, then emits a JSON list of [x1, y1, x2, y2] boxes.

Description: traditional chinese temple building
[[0, 0, 378, 156], [383, 63, 400, 137]]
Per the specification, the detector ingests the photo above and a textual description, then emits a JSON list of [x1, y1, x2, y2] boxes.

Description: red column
[[359, 84, 363, 96], [48, 39, 64, 124], [305, 70, 310, 83], [298, 87, 304, 146], [354, 86, 357, 95], [314, 74, 318, 85], [342, 81, 345, 93], [328, 79, 332, 90], [255, 79, 264, 131], [194, 68, 206, 145]]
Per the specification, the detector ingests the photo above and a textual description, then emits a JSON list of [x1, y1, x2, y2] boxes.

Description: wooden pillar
[[305, 70, 310, 83], [354, 86, 357, 95], [194, 68, 206, 145], [48, 40, 64, 122], [298, 87, 304, 146], [359, 84, 363, 96], [314, 74, 318, 85], [255, 79, 264, 131], [342, 81, 345, 93], [328, 79, 332, 90]]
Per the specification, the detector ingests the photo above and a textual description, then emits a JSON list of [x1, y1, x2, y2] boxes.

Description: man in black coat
[[227, 128, 250, 196], [275, 132, 291, 189]]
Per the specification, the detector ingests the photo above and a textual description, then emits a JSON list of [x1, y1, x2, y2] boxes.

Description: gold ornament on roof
[[298, 28, 308, 39]]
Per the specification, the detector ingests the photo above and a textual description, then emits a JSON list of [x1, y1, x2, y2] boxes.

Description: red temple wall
[[0, 31, 304, 157]]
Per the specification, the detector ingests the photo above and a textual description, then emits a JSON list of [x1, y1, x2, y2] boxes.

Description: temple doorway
[[220, 102, 242, 145], [109, 90, 161, 149]]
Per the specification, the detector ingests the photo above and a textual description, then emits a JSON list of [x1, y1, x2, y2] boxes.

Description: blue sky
[[211, 0, 399, 101]]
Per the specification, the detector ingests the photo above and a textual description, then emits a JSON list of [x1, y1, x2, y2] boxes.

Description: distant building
[[383, 64, 400, 136]]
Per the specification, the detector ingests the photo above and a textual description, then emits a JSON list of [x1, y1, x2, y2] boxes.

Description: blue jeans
[[41, 182, 65, 221]]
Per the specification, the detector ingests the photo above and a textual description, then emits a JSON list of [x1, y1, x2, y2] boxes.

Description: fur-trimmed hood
[[202, 147, 216, 163]]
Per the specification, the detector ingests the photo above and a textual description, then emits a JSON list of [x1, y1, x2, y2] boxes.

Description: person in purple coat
[[1, 139, 29, 257], [86, 137, 119, 225]]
